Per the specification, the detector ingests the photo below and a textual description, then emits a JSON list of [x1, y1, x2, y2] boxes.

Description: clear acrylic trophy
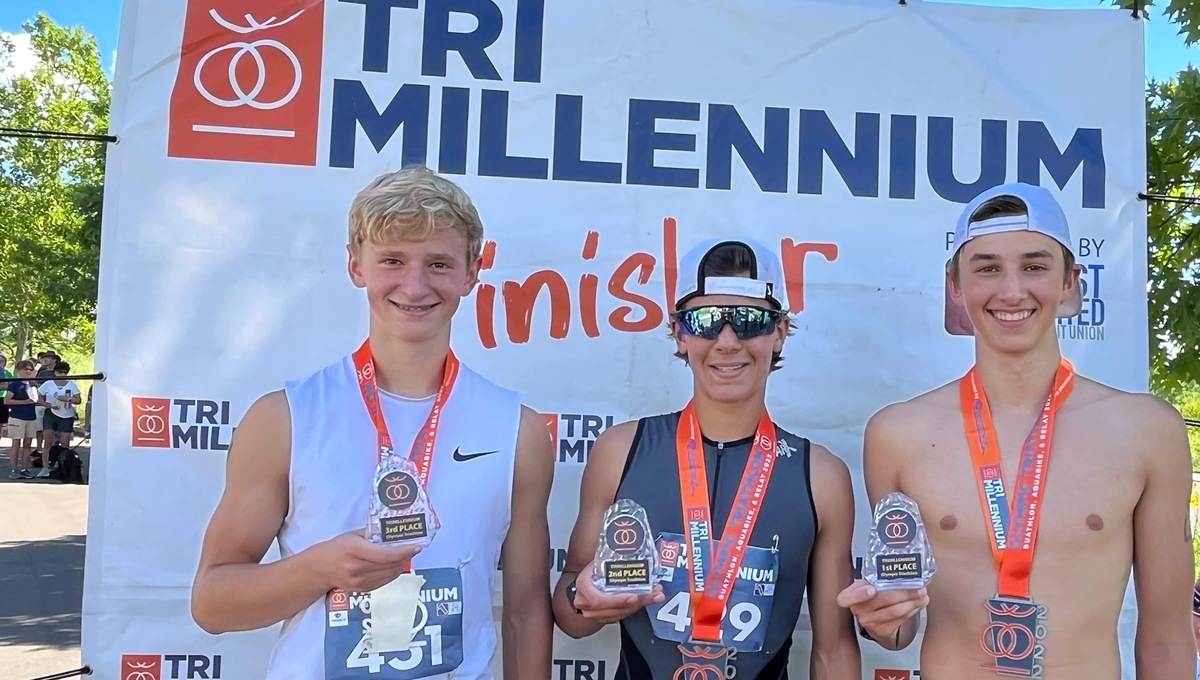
[[592, 499, 659, 594], [367, 453, 439, 548], [864, 492, 935, 590]]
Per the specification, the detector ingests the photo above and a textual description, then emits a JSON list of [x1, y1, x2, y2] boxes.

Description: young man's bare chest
[[898, 403, 1143, 572]]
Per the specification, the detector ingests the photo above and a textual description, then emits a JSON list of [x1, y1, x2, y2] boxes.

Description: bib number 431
[[347, 621, 444, 673]]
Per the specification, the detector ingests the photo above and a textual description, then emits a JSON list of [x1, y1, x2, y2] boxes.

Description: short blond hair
[[348, 166, 484, 261]]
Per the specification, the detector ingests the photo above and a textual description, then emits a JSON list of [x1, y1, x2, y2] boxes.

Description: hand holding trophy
[[592, 499, 659, 593]]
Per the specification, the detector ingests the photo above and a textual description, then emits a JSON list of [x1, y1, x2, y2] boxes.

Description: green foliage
[[1111, 1, 1200, 391], [0, 14, 109, 362], [1146, 71, 1200, 392]]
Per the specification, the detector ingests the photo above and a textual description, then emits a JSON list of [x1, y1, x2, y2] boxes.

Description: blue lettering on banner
[[326, 0, 1107, 208], [1058, 263, 1107, 341], [553, 659, 608, 680]]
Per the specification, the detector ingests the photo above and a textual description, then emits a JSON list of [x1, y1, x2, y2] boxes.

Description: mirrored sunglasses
[[671, 305, 786, 340]]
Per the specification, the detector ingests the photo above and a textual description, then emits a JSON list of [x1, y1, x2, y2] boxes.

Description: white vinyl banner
[[87, 1, 1146, 678]]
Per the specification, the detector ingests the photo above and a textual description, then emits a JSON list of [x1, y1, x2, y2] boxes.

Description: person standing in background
[[5, 361, 39, 480], [0, 354, 11, 439]]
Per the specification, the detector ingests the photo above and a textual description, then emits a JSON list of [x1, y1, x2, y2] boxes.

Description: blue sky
[[0, 0, 1196, 81]]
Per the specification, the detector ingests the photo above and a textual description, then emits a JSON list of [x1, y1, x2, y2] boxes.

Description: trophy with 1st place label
[[367, 453, 439, 548], [864, 492, 936, 590], [592, 499, 660, 594]]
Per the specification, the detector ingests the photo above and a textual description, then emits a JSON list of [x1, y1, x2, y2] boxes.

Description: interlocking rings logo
[[194, 40, 301, 110], [378, 471, 419, 510], [673, 644, 726, 680], [981, 621, 1036, 660], [168, 0, 324, 165], [120, 655, 161, 680], [605, 515, 647, 556], [329, 589, 349, 609], [876, 510, 917, 549], [131, 397, 171, 447]]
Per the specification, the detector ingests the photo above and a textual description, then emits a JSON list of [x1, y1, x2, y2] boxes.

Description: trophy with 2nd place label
[[592, 499, 660, 594], [367, 453, 440, 548], [864, 492, 936, 590]]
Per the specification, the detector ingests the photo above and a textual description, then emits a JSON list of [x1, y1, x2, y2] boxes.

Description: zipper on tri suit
[[709, 441, 723, 518]]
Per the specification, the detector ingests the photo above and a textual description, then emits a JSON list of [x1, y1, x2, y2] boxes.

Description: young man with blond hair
[[839, 183, 1195, 679], [192, 166, 554, 680], [553, 238, 861, 678]]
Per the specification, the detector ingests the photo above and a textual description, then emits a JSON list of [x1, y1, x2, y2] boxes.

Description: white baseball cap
[[675, 238, 787, 311], [953, 182, 1075, 258], [950, 182, 1081, 318]]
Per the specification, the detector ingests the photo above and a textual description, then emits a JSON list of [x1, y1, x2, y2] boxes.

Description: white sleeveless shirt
[[265, 355, 520, 680]]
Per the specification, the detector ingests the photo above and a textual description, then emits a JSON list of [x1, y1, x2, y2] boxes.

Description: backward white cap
[[675, 237, 787, 311], [953, 182, 1075, 258]]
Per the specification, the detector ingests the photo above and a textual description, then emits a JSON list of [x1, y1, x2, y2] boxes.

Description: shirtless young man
[[838, 183, 1195, 678], [553, 238, 861, 679], [191, 166, 554, 680]]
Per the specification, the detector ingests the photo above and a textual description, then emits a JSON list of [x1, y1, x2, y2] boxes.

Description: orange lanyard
[[960, 359, 1075, 598], [674, 403, 777, 643], [351, 339, 459, 484]]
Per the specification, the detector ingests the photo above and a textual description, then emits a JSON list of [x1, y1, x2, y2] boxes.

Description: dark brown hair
[[949, 196, 1075, 283]]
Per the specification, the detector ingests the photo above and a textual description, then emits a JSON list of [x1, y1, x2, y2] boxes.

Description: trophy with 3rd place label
[[864, 492, 936, 590], [592, 499, 660, 594], [367, 454, 440, 548]]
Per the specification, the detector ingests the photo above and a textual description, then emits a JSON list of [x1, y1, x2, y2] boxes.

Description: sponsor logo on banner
[[874, 670, 919, 680], [553, 659, 608, 680], [120, 654, 222, 680], [131, 397, 235, 450], [168, 0, 324, 165], [541, 412, 616, 464], [1057, 245, 1107, 341]]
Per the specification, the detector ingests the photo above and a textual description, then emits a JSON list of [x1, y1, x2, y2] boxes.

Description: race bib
[[324, 567, 464, 679], [646, 532, 778, 652]]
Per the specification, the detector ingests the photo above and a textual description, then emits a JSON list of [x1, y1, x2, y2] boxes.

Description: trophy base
[[593, 558, 656, 594], [370, 512, 434, 548]]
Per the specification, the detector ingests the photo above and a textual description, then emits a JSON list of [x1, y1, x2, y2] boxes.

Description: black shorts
[[43, 411, 75, 434], [0, 401, 8, 424]]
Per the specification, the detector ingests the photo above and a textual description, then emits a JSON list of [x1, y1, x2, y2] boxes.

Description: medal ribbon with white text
[[960, 358, 1075, 677], [674, 401, 777, 669]]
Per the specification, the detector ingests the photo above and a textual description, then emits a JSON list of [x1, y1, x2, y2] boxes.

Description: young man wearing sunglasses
[[553, 239, 861, 679], [838, 183, 1194, 678]]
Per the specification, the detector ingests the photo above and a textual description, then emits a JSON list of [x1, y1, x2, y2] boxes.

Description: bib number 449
[[655, 591, 762, 643]]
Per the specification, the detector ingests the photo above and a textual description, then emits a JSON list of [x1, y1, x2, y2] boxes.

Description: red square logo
[[541, 413, 558, 443], [132, 398, 171, 448], [874, 670, 911, 680], [659, 540, 680, 566], [168, 0, 324, 165], [121, 654, 162, 680], [980, 464, 1001, 480], [328, 588, 349, 611]]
